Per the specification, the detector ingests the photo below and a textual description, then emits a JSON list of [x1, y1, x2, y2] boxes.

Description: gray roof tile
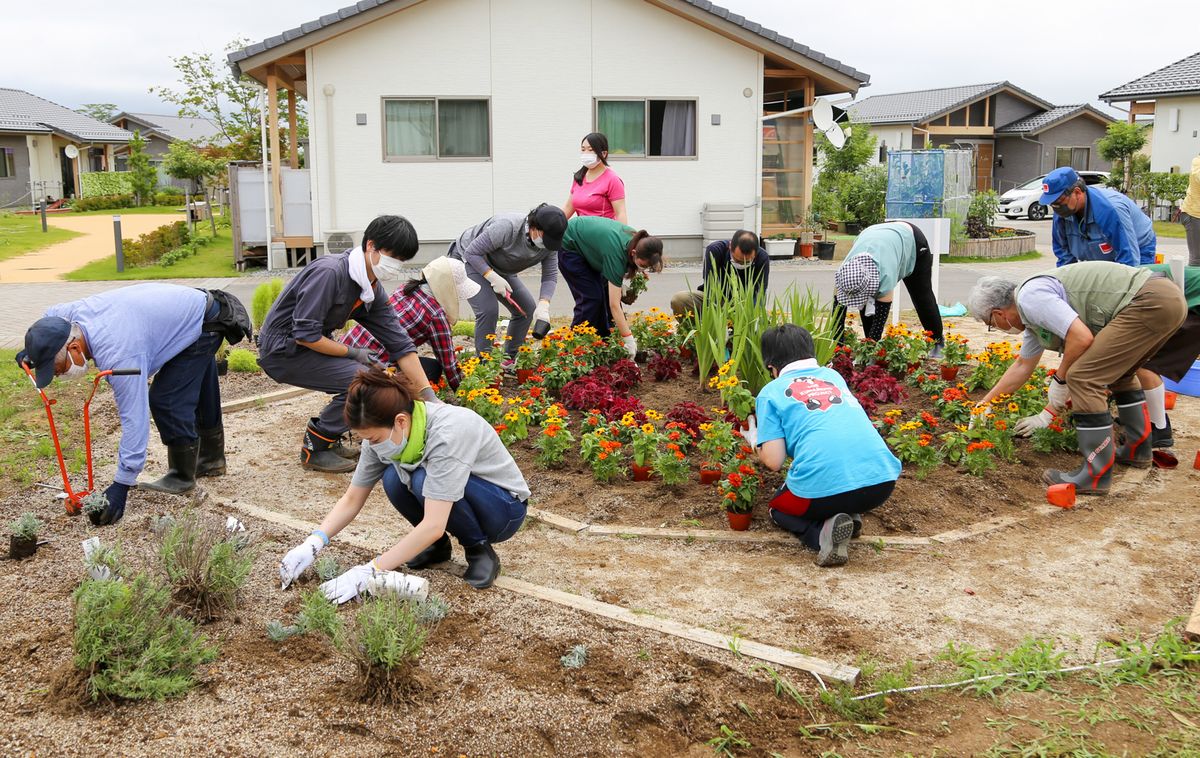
[[228, 0, 869, 85], [1101, 51, 1200, 100], [0, 88, 131, 142], [117, 112, 228, 144], [847, 81, 1051, 125], [995, 104, 1113, 134]]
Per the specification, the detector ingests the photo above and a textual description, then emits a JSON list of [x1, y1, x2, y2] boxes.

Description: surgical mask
[[580, 152, 599, 167], [62, 350, 88, 381], [993, 312, 1022, 335], [731, 260, 750, 270], [372, 428, 408, 461], [530, 234, 546, 250], [373, 252, 404, 281]]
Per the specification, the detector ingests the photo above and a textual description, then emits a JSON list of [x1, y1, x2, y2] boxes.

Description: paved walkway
[[0, 212, 182, 283]]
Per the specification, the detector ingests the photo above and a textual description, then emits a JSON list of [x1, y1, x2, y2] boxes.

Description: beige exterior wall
[[1151, 95, 1200, 173]]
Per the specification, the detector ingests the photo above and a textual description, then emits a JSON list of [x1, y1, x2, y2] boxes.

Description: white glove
[[741, 414, 759, 448], [366, 570, 430, 601], [1047, 375, 1070, 411], [533, 300, 551, 324], [967, 404, 990, 430], [320, 562, 378, 604], [484, 270, 509, 296], [1013, 408, 1056, 437], [622, 334, 637, 358], [280, 533, 325, 589]]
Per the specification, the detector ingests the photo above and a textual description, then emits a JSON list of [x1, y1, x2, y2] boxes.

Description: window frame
[[380, 96, 492, 163], [0, 148, 14, 179], [1054, 146, 1091, 171], [593, 97, 699, 161]]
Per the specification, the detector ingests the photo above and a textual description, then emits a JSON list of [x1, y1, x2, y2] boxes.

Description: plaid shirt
[[340, 286, 462, 389]]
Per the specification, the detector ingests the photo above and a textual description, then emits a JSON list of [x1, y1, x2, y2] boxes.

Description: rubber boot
[[140, 443, 199, 494], [406, 535, 452, 570], [1042, 412, 1114, 495], [463, 542, 500, 589], [196, 427, 226, 477], [301, 421, 357, 473], [1152, 414, 1174, 449], [1114, 390, 1152, 468]]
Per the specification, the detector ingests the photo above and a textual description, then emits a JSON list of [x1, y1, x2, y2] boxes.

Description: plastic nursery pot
[[939, 364, 961, 382], [216, 359, 229, 377], [799, 243, 814, 259], [1164, 391, 1177, 411], [9, 535, 37, 559], [630, 463, 653, 482], [516, 368, 534, 384], [1046, 483, 1076, 509], [725, 510, 753, 531], [699, 467, 722, 485]]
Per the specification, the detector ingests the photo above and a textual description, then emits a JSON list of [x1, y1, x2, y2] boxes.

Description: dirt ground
[[1, 321, 1198, 755]]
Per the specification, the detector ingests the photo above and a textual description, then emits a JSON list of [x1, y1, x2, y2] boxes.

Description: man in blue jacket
[[1043, 167, 1156, 266], [670, 229, 769, 317]]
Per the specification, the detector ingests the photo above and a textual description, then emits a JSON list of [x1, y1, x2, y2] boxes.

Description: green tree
[[1097, 122, 1148, 192], [816, 122, 877, 175], [812, 121, 879, 226], [76, 103, 118, 122], [126, 131, 158, 207], [163, 142, 221, 233]]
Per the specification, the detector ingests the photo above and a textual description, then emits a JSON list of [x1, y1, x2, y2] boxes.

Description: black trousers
[[770, 480, 895, 551]]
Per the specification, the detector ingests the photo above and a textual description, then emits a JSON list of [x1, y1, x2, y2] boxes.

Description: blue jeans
[[149, 315, 223, 447], [558, 248, 614, 337], [382, 466, 527, 548]]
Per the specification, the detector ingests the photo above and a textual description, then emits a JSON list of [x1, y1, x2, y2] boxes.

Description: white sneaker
[[815, 513, 854, 567]]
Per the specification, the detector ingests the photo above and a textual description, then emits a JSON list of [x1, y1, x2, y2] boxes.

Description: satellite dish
[[64, 144, 80, 160], [811, 98, 835, 132], [823, 124, 846, 150]]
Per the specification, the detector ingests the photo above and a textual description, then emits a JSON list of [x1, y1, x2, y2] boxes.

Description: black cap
[[20, 316, 72, 388], [531, 204, 567, 252]]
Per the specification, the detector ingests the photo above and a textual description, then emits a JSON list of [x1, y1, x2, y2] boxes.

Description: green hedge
[[124, 221, 191, 267], [71, 192, 184, 212], [80, 172, 132, 198]]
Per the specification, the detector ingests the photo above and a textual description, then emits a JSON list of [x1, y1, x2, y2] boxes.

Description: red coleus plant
[[667, 401, 714, 438], [559, 376, 615, 411], [647, 350, 683, 382], [590, 359, 642, 393], [606, 395, 647, 423]]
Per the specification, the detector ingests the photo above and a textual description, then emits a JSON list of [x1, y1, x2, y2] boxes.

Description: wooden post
[[267, 67, 284, 238], [287, 88, 299, 170], [801, 78, 815, 216]]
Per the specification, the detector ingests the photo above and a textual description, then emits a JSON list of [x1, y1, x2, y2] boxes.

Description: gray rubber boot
[[1042, 412, 1114, 495], [1113, 390, 1152, 468], [140, 443, 199, 494], [301, 421, 357, 473]]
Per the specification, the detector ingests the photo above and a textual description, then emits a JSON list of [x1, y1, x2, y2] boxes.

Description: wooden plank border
[[221, 386, 313, 414]]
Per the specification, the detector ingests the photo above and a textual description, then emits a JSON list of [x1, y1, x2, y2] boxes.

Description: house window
[[0, 148, 13, 178], [1055, 147, 1090, 171], [383, 98, 490, 160], [596, 99, 697, 157]]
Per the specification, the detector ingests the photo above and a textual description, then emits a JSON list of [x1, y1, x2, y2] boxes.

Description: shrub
[[69, 575, 217, 701], [338, 595, 430, 703], [297, 588, 341, 638], [452, 321, 475, 338], [10, 512, 41, 540], [72, 193, 136, 212], [123, 221, 190, 267], [226, 348, 260, 373], [158, 509, 256, 621], [80, 171, 132, 198], [252, 279, 285, 330], [154, 190, 184, 206], [966, 191, 999, 239]]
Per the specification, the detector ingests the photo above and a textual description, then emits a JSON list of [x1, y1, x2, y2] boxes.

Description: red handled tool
[[21, 362, 140, 515], [499, 291, 526, 318]]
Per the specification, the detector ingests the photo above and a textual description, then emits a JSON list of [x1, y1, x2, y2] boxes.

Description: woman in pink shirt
[[563, 132, 628, 224]]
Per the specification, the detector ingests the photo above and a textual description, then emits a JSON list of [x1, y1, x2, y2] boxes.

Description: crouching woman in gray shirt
[[279, 367, 529, 600]]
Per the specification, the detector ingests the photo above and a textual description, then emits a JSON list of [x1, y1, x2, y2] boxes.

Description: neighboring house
[[110, 112, 226, 189], [1100, 51, 1200, 174], [0, 88, 131, 208], [848, 82, 1113, 192], [225, 0, 869, 261]]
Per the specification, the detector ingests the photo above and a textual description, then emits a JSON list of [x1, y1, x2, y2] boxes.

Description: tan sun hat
[[421, 256, 480, 325]]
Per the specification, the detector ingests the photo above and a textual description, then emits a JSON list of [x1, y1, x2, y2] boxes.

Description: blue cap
[[1039, 167, 1080, 206], [19, 316, 72, 388]]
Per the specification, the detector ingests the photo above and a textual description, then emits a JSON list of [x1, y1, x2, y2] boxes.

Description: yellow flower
[[641, 423, 655, 434], [645, 409, 663, 420]]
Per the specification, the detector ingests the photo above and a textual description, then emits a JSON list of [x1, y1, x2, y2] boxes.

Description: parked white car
[[998, 170, 1110, 220]]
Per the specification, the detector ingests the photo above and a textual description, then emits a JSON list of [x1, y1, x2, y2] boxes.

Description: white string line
[[848, 649, 1200, 702]]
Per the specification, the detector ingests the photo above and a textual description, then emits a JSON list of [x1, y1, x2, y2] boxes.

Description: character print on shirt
[[784, 376, 844, 412]]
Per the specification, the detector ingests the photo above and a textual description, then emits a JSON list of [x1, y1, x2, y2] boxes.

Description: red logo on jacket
[[784, 377, 844, 412], [1099, 242, 1113, 254]]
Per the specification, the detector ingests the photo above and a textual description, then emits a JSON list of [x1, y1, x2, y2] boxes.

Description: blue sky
[[9, 0, 1198, 119]]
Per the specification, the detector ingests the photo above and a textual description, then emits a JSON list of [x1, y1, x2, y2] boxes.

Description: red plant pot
[[516, 368, 534, 384], [1194, 450, 1200, 471], [1165, 390, 1177, 411], [799, 243, 814, 259], [1046, 483, 1076, 509], [699, 467, 721, 485], [631, 463, 653, 481], [939, 364, 961, 382], [726, 510, 752, 531]]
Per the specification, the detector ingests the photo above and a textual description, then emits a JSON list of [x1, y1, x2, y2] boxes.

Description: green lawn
[[0, 212, 81, 263], [64, 226, 240, 281], [1153, 220, 1186, 239], [68, 205, 189, 217], [942, 250, 1045, 264]]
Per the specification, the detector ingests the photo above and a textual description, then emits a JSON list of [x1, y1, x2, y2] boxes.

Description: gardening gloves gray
[[280, 533, 326, 589], [484, 269, 510, 297], [1014, 408, 1057, 437], [345, 346, 376, 367], [89, 482, 129, 527], [321, 562, 379, 604]]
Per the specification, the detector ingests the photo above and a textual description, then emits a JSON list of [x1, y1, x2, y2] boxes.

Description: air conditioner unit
[[324, 231, 357, 254]]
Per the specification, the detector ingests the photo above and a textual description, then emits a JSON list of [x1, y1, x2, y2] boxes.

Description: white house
[[226, 0, 869, 262], [1101, 51, 1200, 174]]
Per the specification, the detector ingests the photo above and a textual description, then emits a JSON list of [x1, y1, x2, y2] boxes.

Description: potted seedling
[[765, 233, 798, 260], [514, 344, 538, 385], [697, 420, 736, 485], [10, 512, 43, 559], [939, 333, 969, 382], [718, 465, 760, 531], [622, 272, 649, 306], [629, 423, 664, 482], [215, 340, 230, 376]]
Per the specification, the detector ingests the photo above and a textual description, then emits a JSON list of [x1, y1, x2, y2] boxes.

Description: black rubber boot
[[140, 443, 200, 494], [1042, 412, 1114, 495], [463, 542, 500, 589], [1114, 391, 1152, 468], [1152, 414, 1174, 449], [406, 535, 451, 570], [301, 420, 357, 473], [196, 427, 226, 477]]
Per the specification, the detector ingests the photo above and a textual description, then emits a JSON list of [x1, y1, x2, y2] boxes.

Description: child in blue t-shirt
[[748, 325, 901, 566]]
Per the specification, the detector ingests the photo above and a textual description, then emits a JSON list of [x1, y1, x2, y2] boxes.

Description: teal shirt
[[561, 216, 635, 287], [845, 222, 917, 295]]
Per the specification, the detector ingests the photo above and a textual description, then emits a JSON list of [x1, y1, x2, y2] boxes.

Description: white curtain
[[438, 100, 489, 157], [660, 101, 696, 156], [385, 100, 435, 157]]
